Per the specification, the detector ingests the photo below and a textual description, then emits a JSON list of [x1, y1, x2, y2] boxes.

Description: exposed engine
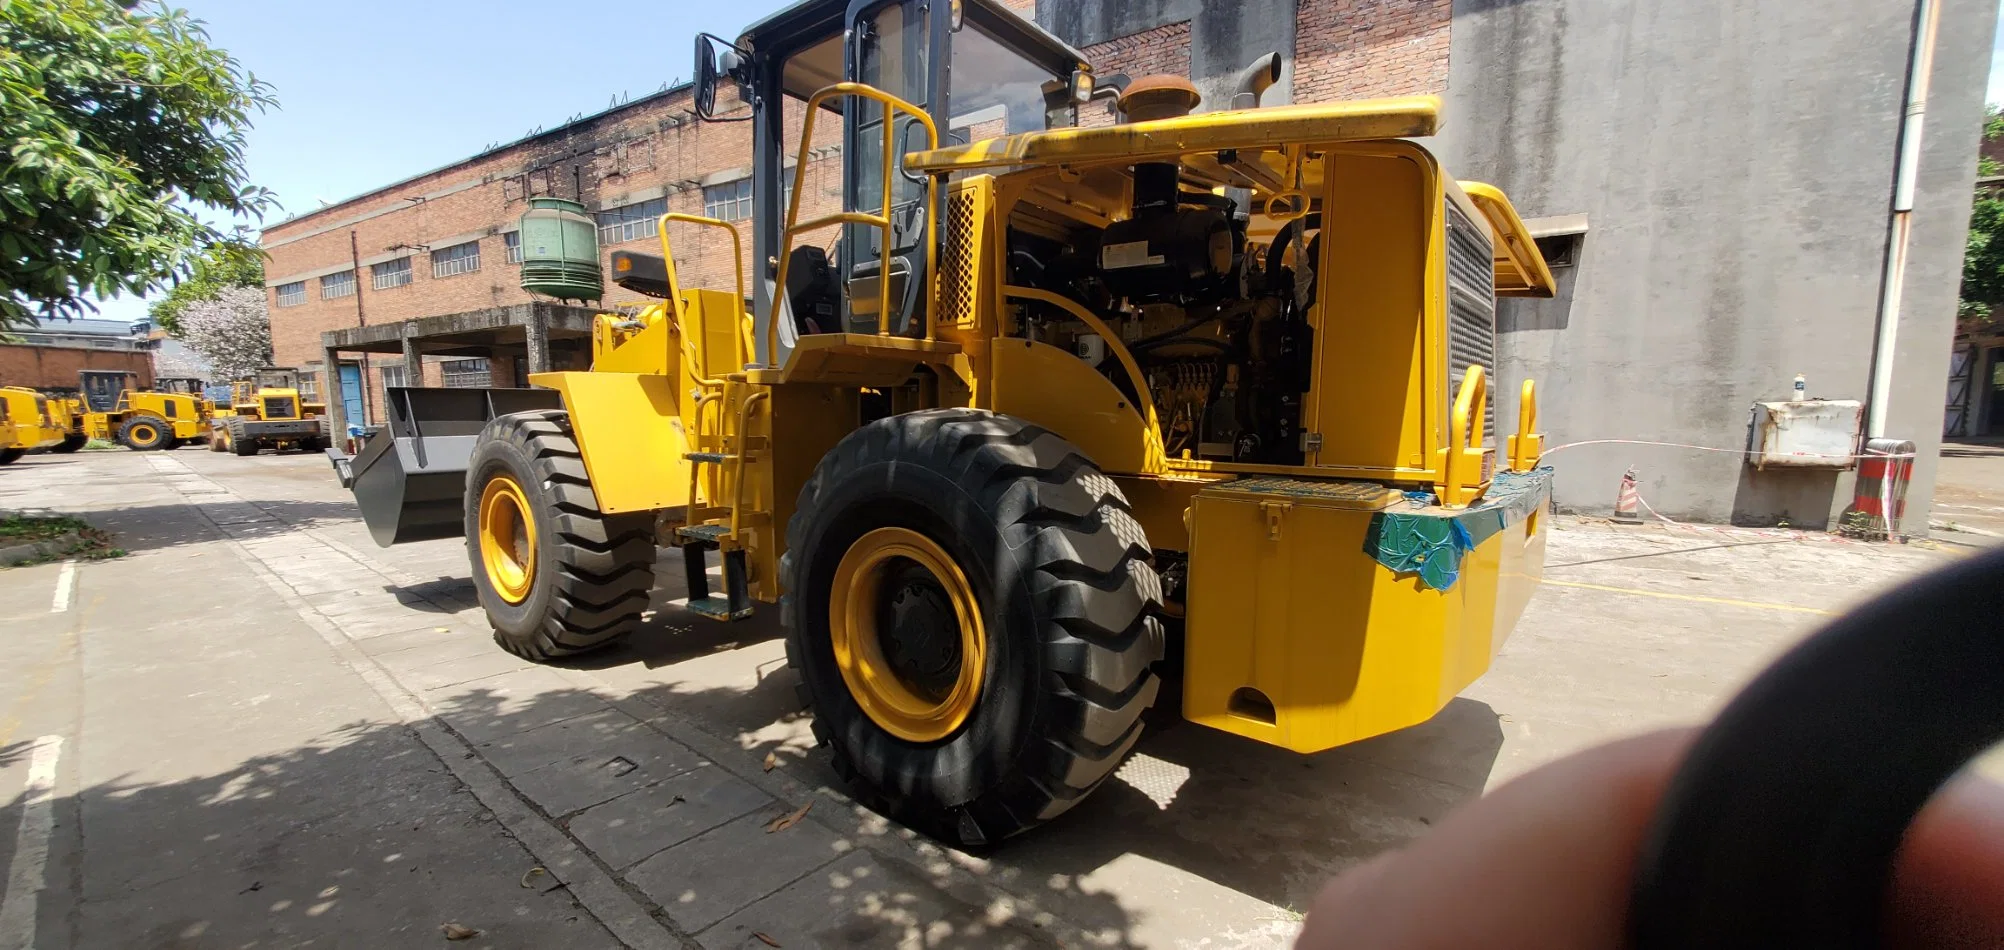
[[1006, 157, 1318, 466]]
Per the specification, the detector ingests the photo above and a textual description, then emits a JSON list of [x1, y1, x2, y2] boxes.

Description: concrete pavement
[[0, 447, 1968, 948]]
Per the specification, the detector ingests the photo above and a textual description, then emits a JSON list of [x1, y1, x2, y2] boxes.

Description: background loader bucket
[[338, 386, 564, 547]]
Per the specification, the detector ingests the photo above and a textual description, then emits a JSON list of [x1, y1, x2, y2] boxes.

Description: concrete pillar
[[524, 304, 551, 377], [401, 330, 423, 388], [322, 344, 347, 442]]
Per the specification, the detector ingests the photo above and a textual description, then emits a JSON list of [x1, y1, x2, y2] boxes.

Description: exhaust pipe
[[1230, 52, 1282, 110]]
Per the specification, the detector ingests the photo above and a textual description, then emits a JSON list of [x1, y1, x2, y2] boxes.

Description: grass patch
[[0, 514, 126, 564], [83, 438, 119, 451]]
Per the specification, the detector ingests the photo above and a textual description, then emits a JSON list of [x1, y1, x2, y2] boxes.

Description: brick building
[[261, 83, 841, 430], [265, 0, 1989, 530]]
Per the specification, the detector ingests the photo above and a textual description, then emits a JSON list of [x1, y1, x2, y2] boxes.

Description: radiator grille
[[936, 190, 979, 328], [1445, 198, 1496, 441], [262, 396, 298, 420]]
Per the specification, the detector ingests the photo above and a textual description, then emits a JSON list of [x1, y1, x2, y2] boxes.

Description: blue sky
[[92, 0, 796, 323], [90, 0, 2004, 324]]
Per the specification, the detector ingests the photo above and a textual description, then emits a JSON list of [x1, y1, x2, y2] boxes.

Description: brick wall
[[1292, 0, 1452, 101], [1078, 21, 1194, 127], [0, 346, 153, 391], [263, 84, 843, 414]]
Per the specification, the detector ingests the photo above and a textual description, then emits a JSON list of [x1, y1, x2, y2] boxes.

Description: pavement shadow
[[55, 499, 370, 555], [6, 685, 1138, 949]]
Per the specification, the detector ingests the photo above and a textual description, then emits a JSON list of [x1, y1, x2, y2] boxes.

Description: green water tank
[[517, 197, 603, 302]]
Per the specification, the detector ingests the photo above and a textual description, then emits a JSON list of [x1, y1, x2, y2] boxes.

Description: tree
[[176, 285, 271, 381], [1962, 106, 2004, 325], [149, 235, 265, 334], [0, 0, 274, 328]]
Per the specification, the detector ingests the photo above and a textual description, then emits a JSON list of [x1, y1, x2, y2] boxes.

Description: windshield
[[948, 19, 1070, 142]]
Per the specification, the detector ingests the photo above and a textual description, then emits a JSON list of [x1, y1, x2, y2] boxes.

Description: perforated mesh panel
[[937, 190, 979, 328]]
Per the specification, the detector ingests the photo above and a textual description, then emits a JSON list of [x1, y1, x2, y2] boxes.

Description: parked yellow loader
[[334, 0, 1557, 845], [60, 371, 212, 451], [0, 387, 68, 463], [210, 367, 329, 456]]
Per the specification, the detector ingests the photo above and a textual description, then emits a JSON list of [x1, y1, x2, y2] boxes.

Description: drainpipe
[[350, 229, 376, 427], [1867, 0, 1941, 437]]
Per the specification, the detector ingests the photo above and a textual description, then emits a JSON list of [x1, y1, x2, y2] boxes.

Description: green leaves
[[147, 233, 264, 333], [0, 0, 275, 328]]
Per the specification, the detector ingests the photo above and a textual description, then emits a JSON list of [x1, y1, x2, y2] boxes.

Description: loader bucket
[[335, 386, 564, 547]]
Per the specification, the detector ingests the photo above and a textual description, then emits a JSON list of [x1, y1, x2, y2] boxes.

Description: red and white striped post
[[1612, 467, 1645, 524], [1852, 439, 1916, 539]]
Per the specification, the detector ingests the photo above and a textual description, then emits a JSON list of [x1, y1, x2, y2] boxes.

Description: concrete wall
[[1437, 0, 1994, 529], [0, 346, 154, 391]]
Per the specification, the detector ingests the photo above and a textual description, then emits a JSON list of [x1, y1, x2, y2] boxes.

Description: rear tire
[[464, 410, 656, 661], [52, 434, 86, 454], [782, 409, 1164, 847], [0, 448, 21, 465], [117, 416, 171, 451]]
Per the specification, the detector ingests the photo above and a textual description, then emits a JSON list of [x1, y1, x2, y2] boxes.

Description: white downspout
[[1868, 0, 1942, 437]]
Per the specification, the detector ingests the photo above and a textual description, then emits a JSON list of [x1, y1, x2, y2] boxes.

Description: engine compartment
[[1002, 157, 1320, 466]]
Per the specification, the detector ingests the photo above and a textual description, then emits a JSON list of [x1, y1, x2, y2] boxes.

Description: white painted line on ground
[[0, 735, 63, 950], [47, 563, 74, 615]]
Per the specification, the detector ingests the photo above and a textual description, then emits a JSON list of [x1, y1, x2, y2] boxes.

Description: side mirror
[[694, 33, 752, 123]]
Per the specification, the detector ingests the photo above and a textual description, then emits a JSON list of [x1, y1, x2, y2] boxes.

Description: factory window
[[442, 358, 492, 388], [275, 281, 306, 307], [298, 372, 319, 400], [372, 256, 412, 290], [703, 177, 754, 221], [320, 270, 355, 299], [380, 364, 407, 403], [431, 240, 481, 278], [597, 197, 666, 245], [504, 231, 522, 264]]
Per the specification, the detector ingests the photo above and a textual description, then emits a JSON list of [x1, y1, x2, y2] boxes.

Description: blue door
[[338, 363, 365, 431]]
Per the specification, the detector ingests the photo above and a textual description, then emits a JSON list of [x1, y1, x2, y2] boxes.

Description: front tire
[[117, 416, 171, 451], [783, 410, 1164, 846], [464, 410, 656, 661], [0, 448, 22, 465]]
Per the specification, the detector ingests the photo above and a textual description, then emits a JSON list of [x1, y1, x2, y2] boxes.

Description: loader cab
[[78, 371, 138, 414], [698, 0, 1091, 362]]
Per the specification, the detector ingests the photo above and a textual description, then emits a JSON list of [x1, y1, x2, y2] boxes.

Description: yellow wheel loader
[[211, 367, 330, 457], [333, 0, 1558, 845], [61, 371, 213, 451], [0, 387, 69, 463]]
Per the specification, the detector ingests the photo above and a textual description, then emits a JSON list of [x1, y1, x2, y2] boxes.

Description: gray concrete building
[[1033, 0, 1995, 530]]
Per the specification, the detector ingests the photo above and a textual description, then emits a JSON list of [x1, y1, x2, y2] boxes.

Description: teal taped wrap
[[1364, 468, 1553, 592]]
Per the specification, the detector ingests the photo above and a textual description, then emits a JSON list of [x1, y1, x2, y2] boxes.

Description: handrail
[[1510, 378, 1541, 472], [1002, 285, 1167, 472], [1442, 365, 1488, 508], [770, 82, 941, 367], [656, 212, 751, 386]]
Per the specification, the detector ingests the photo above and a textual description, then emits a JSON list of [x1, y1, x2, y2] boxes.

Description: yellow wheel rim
[[829, 527, 986, 743], [478, 474, 537, 604], [134, 423, 156, 443]]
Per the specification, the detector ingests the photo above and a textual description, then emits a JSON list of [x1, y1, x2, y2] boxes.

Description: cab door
[[841, 0, 944, 336]]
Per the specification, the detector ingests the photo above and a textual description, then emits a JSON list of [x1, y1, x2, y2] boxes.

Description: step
[[685, 595, 755, 622], [678, 522, 733, 543], [684, 451, 732, 464]]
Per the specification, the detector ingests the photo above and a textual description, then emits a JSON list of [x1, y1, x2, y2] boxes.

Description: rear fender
[[527, 371, 692, 514]]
